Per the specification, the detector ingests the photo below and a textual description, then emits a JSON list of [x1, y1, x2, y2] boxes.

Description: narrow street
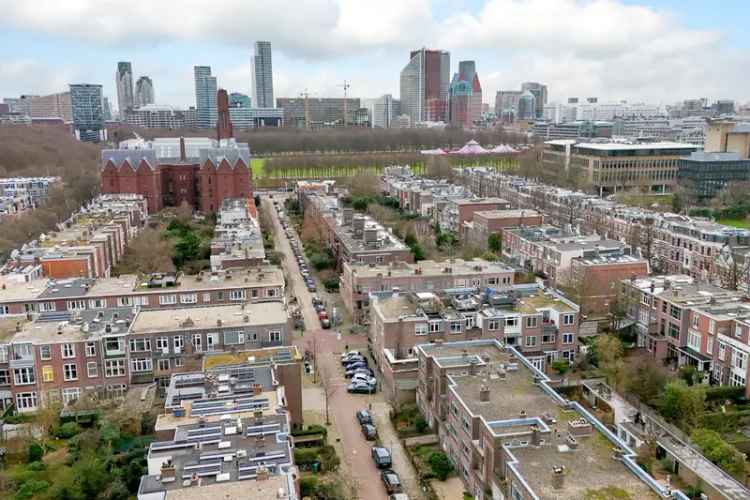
[[262, 194, 424, 500]]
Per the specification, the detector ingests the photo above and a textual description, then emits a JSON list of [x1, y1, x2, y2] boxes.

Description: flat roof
[[129, 303, 287, 335], [575, 141, 699, 151], [164, 475, 290, 500], [348, 258, 514, 279]]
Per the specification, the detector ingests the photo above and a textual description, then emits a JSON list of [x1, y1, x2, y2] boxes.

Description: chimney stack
[[216, 88, 234, 141], [179, 136, 186, 161], [479, 385, 490, 402], [552, 466, 565, 489]]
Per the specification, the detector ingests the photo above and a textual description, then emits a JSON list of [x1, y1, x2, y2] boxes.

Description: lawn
[[717, 218, 750, 229], [250, 158, 266, 178]]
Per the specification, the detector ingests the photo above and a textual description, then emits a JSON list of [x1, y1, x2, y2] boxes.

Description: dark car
[[371, 447, 392, 469], [381, 470, 402, 494], [321, 318, 331, 329], [356, 409, 373, 425], [361, 423, 377, 440], [347, 382, 376, 394]]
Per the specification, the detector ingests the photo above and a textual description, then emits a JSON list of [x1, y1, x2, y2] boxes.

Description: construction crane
[[299, 89, 311, 129], [338, 80, 350, 127]]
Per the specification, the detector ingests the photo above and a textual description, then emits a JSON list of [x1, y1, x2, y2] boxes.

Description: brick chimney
[[179, 136, 186, 161], [216, 89, 234, 141]]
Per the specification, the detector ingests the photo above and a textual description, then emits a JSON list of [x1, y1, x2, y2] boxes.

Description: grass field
[[717, 218, 750, 229], [250, 158, 265, 178]]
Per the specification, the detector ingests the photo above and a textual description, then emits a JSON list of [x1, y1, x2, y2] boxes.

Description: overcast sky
[[1, 0, 748, 111]]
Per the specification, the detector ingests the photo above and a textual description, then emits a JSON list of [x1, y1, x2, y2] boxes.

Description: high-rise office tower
[[134, 76, 154, 108], [450, 60, 482, 127], [194, 66, 218, 129], [368, 94, 400, 128], [521, 82, 548, 119], [116, 62, 134, 116], [102, 96, 112, 121], [399, 48, 450, 124], [517, 91, 537, 121], [251, 41, 274, 108], [70, 84, 105, 142]]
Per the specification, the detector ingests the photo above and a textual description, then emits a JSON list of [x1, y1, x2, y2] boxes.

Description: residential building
[[400, 48, 450, 124], [414, 339, 691, 500], [194, 66, 218, 129], [340, 258, 514, 324], [251, 41, 274, 109], [134, 76, 154, 108], [116, 61, 134, 115], [521, 81, 547, 118], [438, 197, 510, 235], [678, 152, 750, 200], [11, 92, 72, 122], [276, 97, 360, 128], [69, 84, 106, 142], [101, 94, 252, 213], [124, 104, 197, 129], [210, 198, 265, 270], [464, 209, 544, 249]]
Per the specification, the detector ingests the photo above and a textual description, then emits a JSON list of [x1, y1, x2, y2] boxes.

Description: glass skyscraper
[[70, 84, 105, 142], [194, 66, 217, 129], [251, 41, 274, 108], [116, 61, 134, 116]]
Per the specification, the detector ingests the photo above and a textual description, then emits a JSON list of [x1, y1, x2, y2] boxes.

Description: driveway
[[263, 194, 423, 500]]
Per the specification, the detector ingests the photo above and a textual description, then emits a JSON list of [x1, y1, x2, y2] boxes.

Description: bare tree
[[716, 242, 750, 291], [319, 361, 338, 426]]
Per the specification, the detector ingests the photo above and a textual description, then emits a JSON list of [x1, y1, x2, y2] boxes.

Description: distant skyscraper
[[450, 60, 482, 127], [252, 41, 274, 108], [102, 96, 112, 121], [517, 91, 537, 121], [134, 76, 154, 108], [495, 90, 523, 119], [229, 92, 252, 108], [70, 84, 105, 142], [521, 82, 548, 119], [194, 66, 218, 129], [400, 48, 450, 124], [116, 62, 134, 116], [368, 94, 400, 128]]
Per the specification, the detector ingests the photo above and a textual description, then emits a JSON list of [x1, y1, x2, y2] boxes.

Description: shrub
[[15, 479, 49, 500], [415, 416, 428, 434], [27, 461, 46, 472], [54, 421, 82, 439], [27, 442, 44, 463], [428, 452, 453, 480], [691, 428, 746, 478], [300, 477, 318, 497]]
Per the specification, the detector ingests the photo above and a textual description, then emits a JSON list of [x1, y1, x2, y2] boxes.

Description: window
[[488, 319, 501, 331], [251, 288, 259, 298], [542, 334, 555, 344], [415, 324, 428, 336], [525, 336, 537, 347], [173, 336, 184, 353], [61, 343, 75, 359], [174, 358, 184, 367], [180, 293, 197, 304], [40, 345, 51, 360], [130, 358, 153, 373], [156, 337, 169, 352], [87, 362, 98, 378], [669, 324, 680, 339], [269, 331, 282, 343], [105, 337, 125, 354], [688, 331, 701, 351], [526, 317, 538, 328], [719, 342, 726, 359], [224, 331, 245, 345], [709, 319, 716, 334], [0, 345, 7, 363], [706, 336, 714, 356], [488, 277, 498, 285], [732, 350, 747, 371], [128, 338, 152, 352], [731, 372, 746, 387], [0, 369, 9, 385], [67, 300, 86, 311], [105, 359, 126, 377], [266, 288, 278, 298], [229, 290, 246, 301], [13, 367, 35, 385], [117, 296, 132, 307], [670, 305, 681, 320], [89, 298, 106, 309], [428, 322, 441, 333], [505, 317, 518, 328], [192, 334, 203, 352], [42, 365, 54, 382], [691, 314, 699, 328], [40, 302, 56, 312], [85, 342, 96, 357], [248, 331, 258, 342], [450, 321, 462, 334], [15, 392, 38, 411], [563, 314, 575, 326], [207, 333, 218, 351], [62, 388, 80, 405], [63, 363, 78, 381], [203, 292, 212, 303], [159, 294, 177, 305], [562, 333, 574, 345], [157, 359, 170, 371]]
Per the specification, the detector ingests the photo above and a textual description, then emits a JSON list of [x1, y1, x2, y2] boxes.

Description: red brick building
[[100, 89, 252, 213]]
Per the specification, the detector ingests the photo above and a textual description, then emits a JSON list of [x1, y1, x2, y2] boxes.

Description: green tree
[[428, 452, 454, 480], [550, 360, 571, 376], [27, 442, 43, 463], [173, 231, 201, 268], [691, 428, 746, 478], [15, 479, 49, 500], [659, 380, 706, 432], [488, 232, 503, 253], [594, 335, 624, 387]]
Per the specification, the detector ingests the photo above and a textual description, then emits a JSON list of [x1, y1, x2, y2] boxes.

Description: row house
[[0, 267, 284, 319], [369, 284, 580, 402], [437, 197, 510, 235], [340, 258, 514, 324], [209, 198, 266, 270], [0, 301, 290, 412], [414, 339, 673, 500], [463, 209, 544, 249]]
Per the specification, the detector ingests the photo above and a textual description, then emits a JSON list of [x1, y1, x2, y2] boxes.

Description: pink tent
[[489, 144, 518, 154], [420, 148, 448, 155], [452, 139, 489, 155]]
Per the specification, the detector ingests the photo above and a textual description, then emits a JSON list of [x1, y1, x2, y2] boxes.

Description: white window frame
[[269, 331, 282, 343], [159, 294, 177, 305], [192, 334, 203, 352], [67, 300, 86, 311], [130, 358, 153, 373], [13, 367, 35, 385], [229, 289, 246, 301], [105, 359, 126, 378], [174, 357, 184, 367], [180, 293, 197, 304], [157, 358, 170, 371], [525, 336, 537, 347], [128, 338, 152, 352], [40, 345, 51, 361], [173, 336, 184, 353], [156, 337, 169, 353], [206, 333, 219, 351], [86, 361, 98, 378], [62, 343, 75, 359], [563, 314, 575, 326], [202, 292, 211, 303], [15, 392, 38, 411], [85, 341, 97, 357], [63, 363, 78, 381], [562, 333, 574, 345], [415, 324, 428, 336], [88, 298, 107, 309], [526, 317, 538, 328], [62, 388, 81, 405]]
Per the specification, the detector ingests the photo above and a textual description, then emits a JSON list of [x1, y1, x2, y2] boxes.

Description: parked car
[[381, 470, 402, 494], [361, 423, 377, 440], [307, 284, 317, 292], [351, 373, 377, 386], [389, 495, 409, 500], [347, 382, 376, 394], [342, 357, 367, 367], [344, 363, 368, 374], [371, 447, 392, 468], [345, 367, 373, 379], [342, 356, 365, 366], [341, 350, 361, 360], [356, 409, 373, 425], [320, 318, 331, 329]]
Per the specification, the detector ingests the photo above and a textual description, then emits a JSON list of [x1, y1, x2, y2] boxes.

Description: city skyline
[[0, 1, 748, 109]]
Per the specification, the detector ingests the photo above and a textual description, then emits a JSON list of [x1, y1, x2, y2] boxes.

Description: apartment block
[[464, 209, 544, 249], [340, 258, 514, 324], [210, 198, 265, 271], [413, 339, 675, 500], [0, 301, 290, 413], [370, 284, 580, 403], [438, 197, 510, 235]]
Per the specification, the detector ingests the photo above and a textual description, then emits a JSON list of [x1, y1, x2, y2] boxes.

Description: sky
[[0, 0, 748, 112]]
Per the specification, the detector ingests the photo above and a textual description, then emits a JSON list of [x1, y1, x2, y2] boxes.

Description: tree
[[594, 335, 624, 387], [622, 356, 668, 405], [425, 156, 454, 181], [114, 228, 175, 275], [691, 428, 746, 478], [671, 190, 684, 213], [550, 360, 571, 377], [428, 452, 454, 480], [488, 232, 503, 253], [172, 230, 201, 268], [659, 380, 706, 432], [346, 173, 381, 198]]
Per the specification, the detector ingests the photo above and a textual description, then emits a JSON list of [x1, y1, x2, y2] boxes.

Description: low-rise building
[[210, 198, 265, 270], [464, 209, 544, 249], [677, 151, 750, 200], [438, 197, 510, 235], [340, 258, 514, 324]]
